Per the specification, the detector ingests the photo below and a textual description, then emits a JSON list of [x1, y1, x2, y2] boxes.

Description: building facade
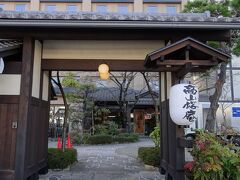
[[0, 0, 186, 13]]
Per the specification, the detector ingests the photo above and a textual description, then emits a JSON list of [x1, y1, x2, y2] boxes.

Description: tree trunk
[[56, 71, 68, 152], [205, 62, 227, 132], [141, 72, 160, 126]]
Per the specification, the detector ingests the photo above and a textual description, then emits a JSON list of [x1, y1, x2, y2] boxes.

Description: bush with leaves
[[185, 130, 240, 180], [138, 147, 160, 167], [48, 148, 77, 169], [69, 131, 81, 145], [85, 134, 113, 144], [149, 126, 160, 147]]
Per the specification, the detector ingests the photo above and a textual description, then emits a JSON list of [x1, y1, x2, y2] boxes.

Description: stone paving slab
[[40, 138, 165, 180]]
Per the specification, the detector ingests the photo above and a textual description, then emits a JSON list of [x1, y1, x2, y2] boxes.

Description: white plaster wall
[[198, 102, 240, 131], [32, 40, 42, 98], [0, 75, 21, 95], [42, 40, 164, 60], [42, 71, 49, 101]]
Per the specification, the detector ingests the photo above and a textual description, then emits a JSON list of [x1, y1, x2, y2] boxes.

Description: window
[[220, 70, 232, 101], [15, 4, 26, 11], [45, 5, 56, 11], [166, 6, 177, 14], [67, 5, 77, 12], [233, 70, 240, 100], [147, 5, 158, 13], [0, 4, 4, 10], [118, 5, 128, 14], [232, 55, 240, 67], [96, 5, 108, 13]]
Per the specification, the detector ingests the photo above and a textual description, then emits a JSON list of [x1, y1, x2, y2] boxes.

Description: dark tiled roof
[[143, 0, 182, 3], [0, 39, 22, 53], [0, 10, 238, 23], [90, 87, 136, 102], [92, 0, 134, 2], [40, 0, 82, 2]]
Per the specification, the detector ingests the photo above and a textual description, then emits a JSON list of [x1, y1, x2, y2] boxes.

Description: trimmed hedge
[[114, 133, 139, 143], [48, 148, 77, 169], [84, 133, 139, 144], [138, 147, 160, 167], [85, 135, 113, 144]]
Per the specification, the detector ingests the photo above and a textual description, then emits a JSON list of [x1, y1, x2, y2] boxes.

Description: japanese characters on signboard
[[169, 84, 199, 125]]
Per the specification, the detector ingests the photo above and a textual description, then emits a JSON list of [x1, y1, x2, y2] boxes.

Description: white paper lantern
[[98, 64, 109, 74], [0, 58, 4, 74], [169, 84, 199, 125]]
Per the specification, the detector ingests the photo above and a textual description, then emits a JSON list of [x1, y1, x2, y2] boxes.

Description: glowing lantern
[[99, 72, 110, 80], [0, 58, 4, 74], [98, 64, 109, 74], [169, 84, 199, 125]]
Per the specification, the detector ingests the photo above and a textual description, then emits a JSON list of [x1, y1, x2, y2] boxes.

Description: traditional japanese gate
[[0, 11, 236, 180]]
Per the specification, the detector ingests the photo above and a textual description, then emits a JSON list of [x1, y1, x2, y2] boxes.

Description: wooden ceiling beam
[[41, 59, 180, 72], [176, 62, 192, 79], [156, 60, 218, 66]]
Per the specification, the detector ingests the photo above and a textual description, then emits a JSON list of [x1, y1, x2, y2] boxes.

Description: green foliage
[[233, 37, 240, 56], [94, 107, 111, 124], [69, 131, 81, 145], [94, 124, 109, 135], [183, 0, 230, 17], [94, 121, 119, 135], [85, 134, 113, 144], [138, 147, 160, 167], [47, 148, 77, 169], [185, 130, 240, 180], [149, 126, 160, 147], [114, 133, 139, 143], [84, 133, 139, 144], [108, 121, 119, 136], [183, 0, 240, 58], [62, 72, 80, 88]]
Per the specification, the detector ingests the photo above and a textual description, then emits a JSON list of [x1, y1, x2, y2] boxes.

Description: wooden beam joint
[[176, 62, 192, 79]]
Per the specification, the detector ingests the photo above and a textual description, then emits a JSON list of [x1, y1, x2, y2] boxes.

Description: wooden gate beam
[[14, 37, 35, 180]]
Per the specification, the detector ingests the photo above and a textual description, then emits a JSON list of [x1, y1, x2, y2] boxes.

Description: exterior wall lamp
[[0, 58, 4, 74], [98, 63, 110, 80]]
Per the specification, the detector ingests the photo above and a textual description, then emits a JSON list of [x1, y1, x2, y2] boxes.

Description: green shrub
[[117, 133, 139, 142], [149, 126, 160, 147], [108, 121, 119, 136], [94, 124, 109, 135], [114, 136, 137, 143], [138, 147, 160, 167], [84, 133, 139, 144], [185, 130, 240, 180], [85, 134, 113, 144], [69, 131, 81, 145], [48, 148, 77, 169], [82, 133, 90, 144], [94, 122, 119, 136]]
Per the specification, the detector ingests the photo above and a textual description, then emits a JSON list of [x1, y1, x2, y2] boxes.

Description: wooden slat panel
[[25, 97, 50, 178], [0, 96, 18, 180]]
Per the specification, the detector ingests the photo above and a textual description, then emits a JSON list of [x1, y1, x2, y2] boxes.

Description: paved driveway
[[40, 138, 165, 180]]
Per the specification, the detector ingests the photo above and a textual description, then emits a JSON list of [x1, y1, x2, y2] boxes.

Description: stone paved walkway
[[40, 138, 165, 180]]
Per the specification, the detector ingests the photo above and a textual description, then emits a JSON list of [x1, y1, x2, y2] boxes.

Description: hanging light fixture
[[99, 72, 110, 80], [98, 64, 109, 74], [98, 64, 110, 80], [0, 58, 4, 74]]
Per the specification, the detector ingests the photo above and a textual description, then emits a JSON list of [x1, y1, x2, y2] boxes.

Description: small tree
[[184, 0, 240, 132], [141, 72, 160, 126], [51, 71, 68, 152], [109, 72, 137, 132]]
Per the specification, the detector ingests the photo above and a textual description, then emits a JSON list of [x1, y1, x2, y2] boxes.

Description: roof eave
[[0, 20, 239, 29]]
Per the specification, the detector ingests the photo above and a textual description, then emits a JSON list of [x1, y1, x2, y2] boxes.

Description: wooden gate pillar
[[15, 37, 35, 180], [14, 38, 50, 180], [159, 72, 185, 180]]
